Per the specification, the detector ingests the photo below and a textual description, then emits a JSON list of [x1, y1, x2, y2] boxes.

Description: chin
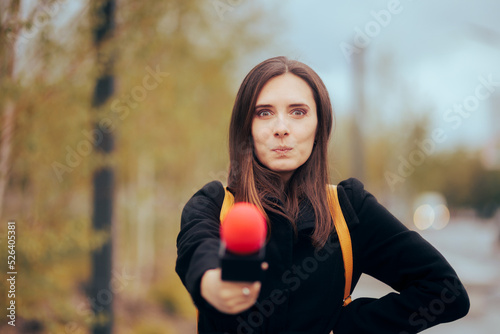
[[270, 165, 296, 174]]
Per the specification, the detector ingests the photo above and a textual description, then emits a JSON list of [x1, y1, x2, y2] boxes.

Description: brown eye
[[291, 109, 306, 116], [257, 110, 272, 117]]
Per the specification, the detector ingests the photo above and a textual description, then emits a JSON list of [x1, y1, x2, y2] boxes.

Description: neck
[[279, 171, 293, 184]]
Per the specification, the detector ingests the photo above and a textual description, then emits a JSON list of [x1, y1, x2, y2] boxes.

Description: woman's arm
[[176, 181, 225, 310], [175, 181, 261, 314], [333, 178, 470, 334]]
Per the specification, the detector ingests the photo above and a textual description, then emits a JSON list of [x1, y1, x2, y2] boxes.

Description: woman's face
[[252, 73, 318, 182]]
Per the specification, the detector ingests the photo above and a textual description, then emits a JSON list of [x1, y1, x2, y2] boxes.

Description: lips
[[272, 146, 292, 155]]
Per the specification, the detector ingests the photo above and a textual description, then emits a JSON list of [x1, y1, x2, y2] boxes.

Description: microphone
[[220, 202, 267, 282]]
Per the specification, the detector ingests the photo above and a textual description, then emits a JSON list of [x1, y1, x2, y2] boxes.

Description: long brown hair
[[228, 56, 334, 248]]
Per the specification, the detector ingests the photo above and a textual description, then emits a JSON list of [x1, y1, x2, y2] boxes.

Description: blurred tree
[[470, 169, 500, 218], [0, 0, 275, 333], [384, 122, 500, 220], [0, 0, 19, 221]]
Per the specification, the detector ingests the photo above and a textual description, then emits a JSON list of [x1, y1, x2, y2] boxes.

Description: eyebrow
[[255, 103, 310, 109]]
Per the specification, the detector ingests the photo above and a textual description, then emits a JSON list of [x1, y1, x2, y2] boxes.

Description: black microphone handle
[[219, 243, 265, 282]]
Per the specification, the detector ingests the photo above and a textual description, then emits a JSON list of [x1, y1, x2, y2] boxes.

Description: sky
[[238, 0, 500, 152], [18, 0, 499, 153]]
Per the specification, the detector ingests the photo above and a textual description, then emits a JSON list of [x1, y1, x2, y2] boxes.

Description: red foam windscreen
[[220, 202, 267, 254]]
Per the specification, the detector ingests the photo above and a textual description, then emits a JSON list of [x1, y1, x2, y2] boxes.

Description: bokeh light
[[413, 204, 435, 230], [433, 204, 451, 230]]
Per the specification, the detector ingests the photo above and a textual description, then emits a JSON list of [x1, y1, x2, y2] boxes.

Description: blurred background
[[0, 0, 499, 333]]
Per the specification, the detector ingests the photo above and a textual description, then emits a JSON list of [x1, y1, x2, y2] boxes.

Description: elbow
[[439, 278, 470, 322], [453, 285, 470, 320]]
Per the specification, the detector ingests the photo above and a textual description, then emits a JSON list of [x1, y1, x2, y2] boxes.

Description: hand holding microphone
[[200, 202, 268, 314], [201, 268, 262, 314]]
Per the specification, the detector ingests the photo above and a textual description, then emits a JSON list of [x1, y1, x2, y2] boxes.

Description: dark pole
[[90, 1, 116, 333], [351, 48, 366, 181]]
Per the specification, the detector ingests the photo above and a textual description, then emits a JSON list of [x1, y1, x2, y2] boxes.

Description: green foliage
[[3, 1, 496, 332], [360, 113, 500, 218], [1, 0, 276, 332], [149, 269, 195, 318]]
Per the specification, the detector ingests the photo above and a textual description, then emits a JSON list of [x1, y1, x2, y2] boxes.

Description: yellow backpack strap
[[219, 185, 352, 306], [327, 185, 353, 306], [220, 187, 235, 223]]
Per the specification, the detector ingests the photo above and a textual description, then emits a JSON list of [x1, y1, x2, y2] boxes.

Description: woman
[[176, 56, 470, 333]]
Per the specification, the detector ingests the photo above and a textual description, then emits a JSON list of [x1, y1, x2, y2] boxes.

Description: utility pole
[[351, 48, 366, 181], [89, 1, 116, 333]]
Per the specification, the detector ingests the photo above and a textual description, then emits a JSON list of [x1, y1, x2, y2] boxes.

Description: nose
[[273, 116, 289, 138]]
